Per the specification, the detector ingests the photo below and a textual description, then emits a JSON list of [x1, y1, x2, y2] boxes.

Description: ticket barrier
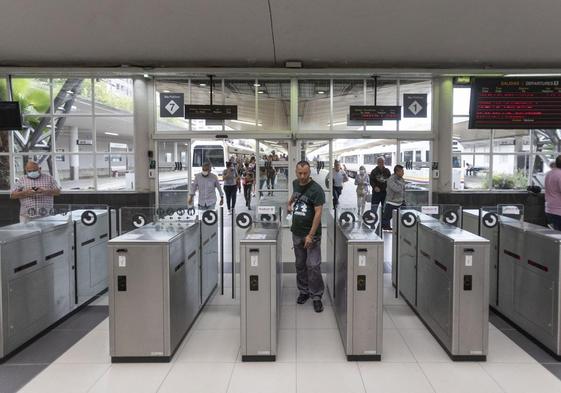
[[238, 212, 282, 361], [393, 207, 490, 360], [0, 207, 73, 360], [109, 207, 221, 362], [328, 210, 384, 360]]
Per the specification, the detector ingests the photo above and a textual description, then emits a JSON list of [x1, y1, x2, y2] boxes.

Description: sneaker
[[382, 225, 392, 231], [313, 300, 324, 313], [297, 293, 309, 304]]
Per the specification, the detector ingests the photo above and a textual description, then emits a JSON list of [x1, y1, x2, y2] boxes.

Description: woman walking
[[355, 165, 370, 217], [223, 161, 239, 213]]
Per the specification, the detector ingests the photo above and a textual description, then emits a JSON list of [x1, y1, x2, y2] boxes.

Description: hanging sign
[[185, 105, 238, 120], [349, 105, 401, 121]]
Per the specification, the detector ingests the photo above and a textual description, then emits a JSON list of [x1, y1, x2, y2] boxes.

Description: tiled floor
[[8, 273, 561, 393]]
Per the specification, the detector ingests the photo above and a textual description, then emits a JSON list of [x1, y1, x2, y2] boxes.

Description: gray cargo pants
[[292, 233, 324, 300]]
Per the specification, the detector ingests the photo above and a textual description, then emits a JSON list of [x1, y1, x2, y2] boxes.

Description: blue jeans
[[383, 202, 405, 228], [370, 191, 386, 211]]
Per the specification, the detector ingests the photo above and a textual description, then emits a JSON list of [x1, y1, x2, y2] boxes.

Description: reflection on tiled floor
[[6, 274, 561, 393]]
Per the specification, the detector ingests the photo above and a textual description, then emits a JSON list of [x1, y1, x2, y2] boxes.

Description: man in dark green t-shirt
[[288, 160, 326, 313]]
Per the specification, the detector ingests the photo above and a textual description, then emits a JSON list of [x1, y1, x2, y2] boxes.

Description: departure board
[[349, 105, 401, 121], [469, 78, 561, 129]]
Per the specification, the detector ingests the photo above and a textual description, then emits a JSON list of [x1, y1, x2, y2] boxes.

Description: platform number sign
[[403, 94, 427, 118], [160, 93, 184, 118]]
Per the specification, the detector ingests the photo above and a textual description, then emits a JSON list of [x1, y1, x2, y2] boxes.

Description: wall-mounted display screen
[[0, 101, 23, 130]]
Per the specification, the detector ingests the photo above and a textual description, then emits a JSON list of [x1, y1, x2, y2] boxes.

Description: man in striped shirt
[[10, 160, 61, 223]]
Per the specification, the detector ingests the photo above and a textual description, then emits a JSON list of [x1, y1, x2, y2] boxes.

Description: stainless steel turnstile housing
[[108, 222, 201, 362], [332, 222, 383, 360], [240, 223, 282, 361], [416, 221, 490, 360], [200, 215, 218, 304], [0, 220, 73, 359]]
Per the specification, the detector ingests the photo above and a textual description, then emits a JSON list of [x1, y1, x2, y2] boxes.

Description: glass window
[[11, 78, 51, 115], [56, 154, 95, 190], [190, 79, 224, 131], [365, 79, 397, 131], [454, 154, 490, 190], [493, 130, 530, 153], [192, 144, 225, 168], [95, 116, 134, 152], [0, 78, 7, 100], [97, 154, 135, 191], [257, 80, 290, 130], [14, 116, 53, 153], [453, 123, 491, 153], [53, 78, 92, 115], [224, 80, 257, 131], [399, 79, 432, 131], [332, 80, 365, 130], [491, 154, 529, 190], [54, 116, 94, 153], [299, 80, 330, 130], [453, 87, 471, 116], [0, 155, 9, 190], [94, 78, 133, 115], [13, 155, 54, 180]]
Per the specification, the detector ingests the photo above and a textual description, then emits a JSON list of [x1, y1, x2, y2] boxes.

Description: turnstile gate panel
[[334, 222, 383, 360], [240, 224, 281, 361]]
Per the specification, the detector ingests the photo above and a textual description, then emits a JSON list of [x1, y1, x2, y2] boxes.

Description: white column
[[133, 77, 153, 192], [434, 77, 454, 193]]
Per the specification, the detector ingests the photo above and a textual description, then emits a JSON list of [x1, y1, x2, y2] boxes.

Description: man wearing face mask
[[188, 162, 224, 210], [10, 160, 61, 223]]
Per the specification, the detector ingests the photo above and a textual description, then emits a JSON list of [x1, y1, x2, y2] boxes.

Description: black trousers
[[224, 185, 237, 210], [243, 184, 252, 208]]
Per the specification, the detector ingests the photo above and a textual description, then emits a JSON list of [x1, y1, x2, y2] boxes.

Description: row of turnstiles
[[4, 202, 561, 363]]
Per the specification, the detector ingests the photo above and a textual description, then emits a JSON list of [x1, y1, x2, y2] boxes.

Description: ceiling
[[1, 0, 561, 69]]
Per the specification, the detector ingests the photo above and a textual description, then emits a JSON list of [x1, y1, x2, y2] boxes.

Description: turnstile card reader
[[333, 222, 383, 360], [240, 223, 281, 361]]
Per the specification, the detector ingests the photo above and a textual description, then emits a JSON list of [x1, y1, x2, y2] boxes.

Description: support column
[[435, 77, 454, 193], [133, 77, 153, 192]]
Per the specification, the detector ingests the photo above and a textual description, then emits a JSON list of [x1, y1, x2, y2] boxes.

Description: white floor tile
[[277, 329, 296, 362], [282, 287, 299, 306], [383, 310, 396, 329], [93, 317, 109, 332], [297, 362, 365, 393], [18, 363, 109, 393], [280, 306, 296, 329], [385, 305, 425, 329], [383, 273, 393, 288], [175, 329, 240, 362], [55, 330, 110, 364], [383, 286, 406, 306], [296, 329, 345, 362], [157, 362, 234, 393], [88, 363, 171, 393], [194, 305, 240, 330], [296, 305, 337, 329], [399, 329, 450, 363], [222, 273, 240, 289], [486, 330, 537, 364], [227, 363, 296, 393], [359, 362, 435, 393], [482, 363, 561, 393], [381, 329, 417, 363], [420, 363, 503, 393]]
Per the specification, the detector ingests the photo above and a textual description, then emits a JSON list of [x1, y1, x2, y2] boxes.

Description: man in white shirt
[[188, 162, 224, 210]]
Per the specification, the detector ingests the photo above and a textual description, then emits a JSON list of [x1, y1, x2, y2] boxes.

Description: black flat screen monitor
[[0, 101, 23, 130]]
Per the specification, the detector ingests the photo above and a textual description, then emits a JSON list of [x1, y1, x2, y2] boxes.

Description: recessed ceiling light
[[105, 132, 119, 136], [317, 90, 326, 95], [143, 74, 150, 78], [199, 83, 207, 87], [254, 83, 261, 87], [258, 90, 265, 94], [163, 90, 170, 93]]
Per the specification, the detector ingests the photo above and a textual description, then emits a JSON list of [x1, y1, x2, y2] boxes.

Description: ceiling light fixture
[[504, 73, 561, 77], [199, 83, 207, 87], [317, 90, 326, 95], [105, 132, 119, 136]]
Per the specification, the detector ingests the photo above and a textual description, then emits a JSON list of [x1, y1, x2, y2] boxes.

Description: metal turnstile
[[416, 221, 490, 360], [108, 221, 201, 362], [240, 222, 282, 361], [200, 210, 219, 304], [332, 218, 383, 360], [0, 213, 73, 360]]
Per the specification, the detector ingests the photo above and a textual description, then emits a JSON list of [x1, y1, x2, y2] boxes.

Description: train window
[[384, 154, 392, 166], [425, 151, 430, 162], [193, 146, 225, 168], [415, 150, 421, 162], [403, 151, 413, 162], [343, 155, 358, 164], [364, 154, 376, 165]]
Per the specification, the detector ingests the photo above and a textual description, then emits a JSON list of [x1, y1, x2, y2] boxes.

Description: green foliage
[[482, 170, 528, 189], [11, 79, 50, 115], [94, 81, 133, 112]]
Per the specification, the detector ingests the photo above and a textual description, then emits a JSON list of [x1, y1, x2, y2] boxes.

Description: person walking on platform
[[222, 161, 239, 213], [382, 164, 406, 231], [188, 162, 224, 210], [369, 157, 391, 212], [329, 160, 348, 207], [545, 156, 561, 230], [355, 165, 370, 217], [242, 161, 255, 210], [288, 160, 326, 313], [10, 160, 61, 223]]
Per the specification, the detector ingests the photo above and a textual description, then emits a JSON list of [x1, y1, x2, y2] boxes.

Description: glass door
[[255, 140, 290, 210], [156, 140, 191, 208]]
